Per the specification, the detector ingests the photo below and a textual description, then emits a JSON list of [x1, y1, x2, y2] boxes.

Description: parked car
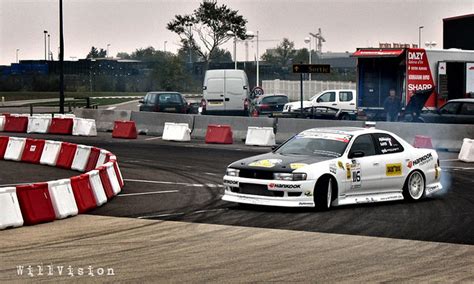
[[139, 92, 188, 113], [273, 105, 356, 120], [283, 89, 356, 120], [402, 88, 474, 124], [200, 69, 250, 116], [250, 93, 289, 117]]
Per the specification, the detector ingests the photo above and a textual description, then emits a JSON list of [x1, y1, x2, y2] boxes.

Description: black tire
[[314, 176, 336, 211], [339, 113, 350, 120], [403, 170, 426, 201]]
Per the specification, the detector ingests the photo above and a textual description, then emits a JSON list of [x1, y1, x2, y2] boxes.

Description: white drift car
[[222, 127, 442, 210]]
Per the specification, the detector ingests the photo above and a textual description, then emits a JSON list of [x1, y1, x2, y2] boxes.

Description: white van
[[200, 69, 250, 115], [283, 89, 357, 119]]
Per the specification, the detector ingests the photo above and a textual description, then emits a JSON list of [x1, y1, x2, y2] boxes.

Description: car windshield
[[309, 91, 324, 101], [159, 93, 182, 104], [275, 132, 352, 157]]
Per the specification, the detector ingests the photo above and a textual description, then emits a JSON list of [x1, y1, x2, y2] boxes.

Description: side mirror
[[271, 145, 279, 151], [348, 151, 365, 159]]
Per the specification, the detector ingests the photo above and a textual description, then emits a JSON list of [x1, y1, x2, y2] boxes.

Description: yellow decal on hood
[[337, 161, 344, 169], [290, 163, 308, 170], [249, 159, 282, 168]]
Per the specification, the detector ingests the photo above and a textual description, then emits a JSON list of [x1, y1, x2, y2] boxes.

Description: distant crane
[[309, 28, 326, 55]]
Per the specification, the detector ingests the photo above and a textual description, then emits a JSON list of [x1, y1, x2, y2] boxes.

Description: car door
[[345, 134, 382, 195], [458, 102, 474, 124], [372, 133, 408, 192], [337, 91, 356, 111], [436, 101, 462, 123], [206, 78, 225, 111], [314, 91, 336, 109], [225, 72, 245, 111]]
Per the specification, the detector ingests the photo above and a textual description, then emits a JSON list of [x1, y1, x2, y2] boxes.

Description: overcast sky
[[0, 0, 473, 65]]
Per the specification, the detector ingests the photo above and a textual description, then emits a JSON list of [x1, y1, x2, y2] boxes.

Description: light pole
[[59, 0, 65, 114], [106, 43, 111, 58], [16, 49, 19, 63], [246, 30, 260, 86], [304, 36, 312, 80], [47, 34, 51, 60], [164, 41, 167, 53], [227, 31, 237, 69], [418, 26, 424, 48], [425, 41, 437, 49], [43, 30, 48, 60], [186, 23, 192, 64]]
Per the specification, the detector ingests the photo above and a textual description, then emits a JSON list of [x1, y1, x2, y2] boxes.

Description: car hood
[[228, 152, 335, 173], [405, 88, 435, 113], [284, 101, 312, 111]]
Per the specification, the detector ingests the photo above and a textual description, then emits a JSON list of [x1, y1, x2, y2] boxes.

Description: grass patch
[[0, 92, 145, 101]]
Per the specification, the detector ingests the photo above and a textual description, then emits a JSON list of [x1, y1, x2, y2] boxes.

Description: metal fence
[[262, 79, 356, 101]]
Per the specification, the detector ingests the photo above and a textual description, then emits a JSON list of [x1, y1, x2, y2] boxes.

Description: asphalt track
[[1, 132, 473, 281]]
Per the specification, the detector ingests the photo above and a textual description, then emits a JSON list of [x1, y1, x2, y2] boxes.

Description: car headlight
[[226, 168, 240, 177], [273, 173, 307, 181]]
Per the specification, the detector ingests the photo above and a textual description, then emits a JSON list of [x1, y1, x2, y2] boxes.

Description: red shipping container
[[4, 116, 28, 133], [112, 121, 137, 139], [70, 174, 97, 213], [0, 136, 9, 159], [85, 147, 100, 172], [98, 166, 115, 199], [49, 118, 73, 135], [205, 124, 233, 144], [56, 142, 77, 169], [16, 183, 56, 225], [21, 138, 46, 164]]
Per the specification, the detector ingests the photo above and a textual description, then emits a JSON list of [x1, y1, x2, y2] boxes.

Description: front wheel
[[403, 171, 425, 201], [314, 176, 335, 210]]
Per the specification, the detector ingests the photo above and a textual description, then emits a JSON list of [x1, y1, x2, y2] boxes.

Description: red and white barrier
[[4, 115, 28, 133], [162, 122, 191, 142], [88, 170, 108, 206], [0, 115, 6, 131], [40, 140, 62, 166], [85, 147, 100, 172], [70, 174, 97, 213], [0, 187, 24, 229], [56, 142, 77, 169], [16, 183, 56, 225], [245, 127, 276, 146], [4, 137, 26, 161], [112, 120, 137, 139], [0, 136, 124, 230], [27, 116, 51, 134], [47, 179, 79, 219], [72, 118, 97, 136], [205, 124, 233, 144], [71, 145, 91, 172]]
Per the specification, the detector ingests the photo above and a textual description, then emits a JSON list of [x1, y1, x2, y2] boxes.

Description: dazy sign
[[406, 48, 435, 101]]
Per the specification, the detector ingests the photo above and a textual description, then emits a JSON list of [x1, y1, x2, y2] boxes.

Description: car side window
[[349, 134, 376, 157], [460, 103, 474, 115], [440, 102, 461, 114], [372, 133, 404, 154], [339, 91, 353, 102], [317, 92, 336, 103], [145, 94, 156, 104]]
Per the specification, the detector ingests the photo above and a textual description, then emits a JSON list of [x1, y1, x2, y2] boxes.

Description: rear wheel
[[403, 171, 425, 201], [314, 176, 335, 210]]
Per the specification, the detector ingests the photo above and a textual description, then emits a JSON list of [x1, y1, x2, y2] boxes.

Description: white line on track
[[137, 208, 227, 219], [123, 178, 223, 188], [441, 166, 474, 170], [144, 137, 162, 141], [117, 190, 179, 197], [106, 106, 116, 110]]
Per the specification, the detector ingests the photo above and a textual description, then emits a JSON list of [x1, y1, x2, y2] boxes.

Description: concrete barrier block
[[130, 111, 194, 136], [74, 109, 131, 132]]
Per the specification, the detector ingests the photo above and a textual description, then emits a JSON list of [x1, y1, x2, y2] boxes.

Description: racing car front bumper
[[221, 175, 317, 207]]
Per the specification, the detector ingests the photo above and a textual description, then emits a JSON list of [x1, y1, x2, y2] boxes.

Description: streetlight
[[106, 43, 111, 58], [16, 49, 19, 63], [47, 34, 51, 60], [425, 41, 437, 49], [186, 23, 193, 64], [304, 36, 312, 80], [418, 26, 424, 48], [43, 30, 48, 60], [245, 30, 260, 87], [227, 31, 237, 69]]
